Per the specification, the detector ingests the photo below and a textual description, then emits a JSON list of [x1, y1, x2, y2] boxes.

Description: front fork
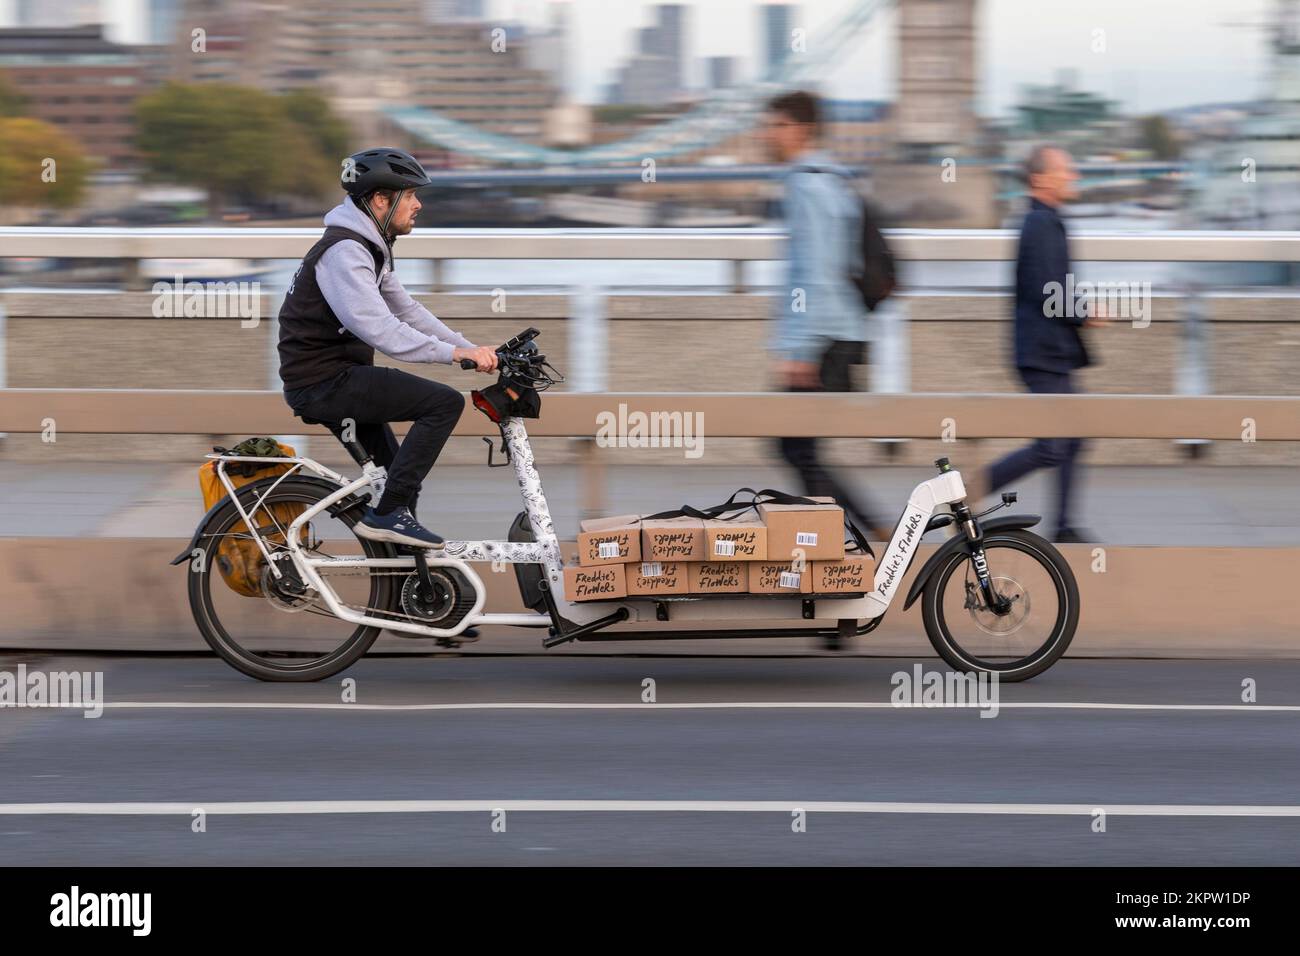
[[938, 458, 1015, 616]]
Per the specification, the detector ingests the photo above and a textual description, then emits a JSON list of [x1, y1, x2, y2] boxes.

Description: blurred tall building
[[0, 24, 150, 169], [414, 20, 558, 141], [523, 0, 574, 100], [705, 55, 736, 90], [608, 3, 688, 104], [167, 0, 558, 142], [649, 4, 685, 89], [168, 0, 287, 87], [760, 2, 797, 80]]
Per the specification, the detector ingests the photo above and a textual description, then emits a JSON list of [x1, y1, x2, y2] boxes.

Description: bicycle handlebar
[[457, 328, 562, 389]]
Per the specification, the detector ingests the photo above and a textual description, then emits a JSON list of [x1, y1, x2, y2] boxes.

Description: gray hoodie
[[316, 195, 474, 365]]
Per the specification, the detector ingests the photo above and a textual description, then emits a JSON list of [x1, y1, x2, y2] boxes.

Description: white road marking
[[52, 700, 1300, 713], [0, 800, 1297, 817]]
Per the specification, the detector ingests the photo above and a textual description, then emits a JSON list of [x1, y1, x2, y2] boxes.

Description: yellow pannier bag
[[198, 437, 308, 598]]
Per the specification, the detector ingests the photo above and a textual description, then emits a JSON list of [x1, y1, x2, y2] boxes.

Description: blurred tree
[[135, 83, 347, 211], [0, 117, 90, 209], [1138, 115, 1181, 160], [0, 69, 26, 117], [280, 88, 351, 163]]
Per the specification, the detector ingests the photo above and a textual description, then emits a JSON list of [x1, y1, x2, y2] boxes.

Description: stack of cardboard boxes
[[563, 498, 874, 602]]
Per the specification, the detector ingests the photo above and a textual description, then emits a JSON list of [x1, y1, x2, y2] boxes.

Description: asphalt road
[[1, 653, 1298, 865]]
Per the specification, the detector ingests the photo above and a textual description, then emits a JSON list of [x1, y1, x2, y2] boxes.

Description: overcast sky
[[4, 0, 1273, 115]]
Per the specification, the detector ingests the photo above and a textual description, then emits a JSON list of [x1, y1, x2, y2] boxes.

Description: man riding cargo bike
[[278, 146, 498, 548], [173, 149, 1080, 685]]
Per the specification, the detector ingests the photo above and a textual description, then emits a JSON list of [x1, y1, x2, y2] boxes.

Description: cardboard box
[[577, 514, 641, 567], [811, 553, 874, 593], [563, 562, 627, 602], [748, 561, 813, 594], [704, 509, 768, 561], [758, 497, 844, 562], [640, 516, 706, 562], [625, 560, 690, 596], [687, 561, 749, 594]]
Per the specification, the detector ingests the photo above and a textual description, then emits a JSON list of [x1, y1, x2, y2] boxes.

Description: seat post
[[324, 422, 372, 467]]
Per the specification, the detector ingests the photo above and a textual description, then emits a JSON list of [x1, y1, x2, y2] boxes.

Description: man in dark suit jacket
[[976, 145, 1104, 542]]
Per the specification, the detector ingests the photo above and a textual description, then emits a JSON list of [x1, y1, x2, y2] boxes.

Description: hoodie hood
[[323, 196, 392, 271]]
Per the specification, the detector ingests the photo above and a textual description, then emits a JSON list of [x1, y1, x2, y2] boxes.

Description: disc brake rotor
[[964, 574, 1030, 636]]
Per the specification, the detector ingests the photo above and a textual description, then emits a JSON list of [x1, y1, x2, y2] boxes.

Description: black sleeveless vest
[[277, 226, 388, 391]]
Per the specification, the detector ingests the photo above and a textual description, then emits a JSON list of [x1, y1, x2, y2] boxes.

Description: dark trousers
[[777, 339, 883, 534], [987, 367, 1084, 533], [285, 365, 466, 516]]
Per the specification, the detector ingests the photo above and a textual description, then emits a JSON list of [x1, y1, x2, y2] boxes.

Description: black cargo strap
[[643, 487, 874, 558]]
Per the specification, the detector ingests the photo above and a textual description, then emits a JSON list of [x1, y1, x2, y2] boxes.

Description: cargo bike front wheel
[[920, 529, 1079, 682]]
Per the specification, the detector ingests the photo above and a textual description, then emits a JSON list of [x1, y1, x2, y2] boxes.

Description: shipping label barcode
[[778, 571, 801, 589], [714, 539, 736, 557], [796, 532, 818, 546], [641, 562, 662, 577], [598, 541, 621, 559]]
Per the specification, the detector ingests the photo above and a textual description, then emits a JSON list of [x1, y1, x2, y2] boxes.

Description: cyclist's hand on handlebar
[[453, 345, 499, 373]]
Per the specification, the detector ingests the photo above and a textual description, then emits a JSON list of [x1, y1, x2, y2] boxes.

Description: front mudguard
[[901, 514, 1042, 610]]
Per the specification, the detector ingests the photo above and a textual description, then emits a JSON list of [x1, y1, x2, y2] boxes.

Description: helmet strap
[[380, 189, 405, 238], [357, 191, 400, 265]]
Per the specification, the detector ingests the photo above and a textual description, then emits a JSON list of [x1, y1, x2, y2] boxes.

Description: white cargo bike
[[173, 329, 1079, 682]]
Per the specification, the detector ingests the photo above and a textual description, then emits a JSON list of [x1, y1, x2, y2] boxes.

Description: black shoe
[[356, 506, 445, 549], [1052, 527, 1098, 544]]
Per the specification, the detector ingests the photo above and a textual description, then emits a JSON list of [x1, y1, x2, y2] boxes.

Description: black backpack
[[794, 165, 898, 312]]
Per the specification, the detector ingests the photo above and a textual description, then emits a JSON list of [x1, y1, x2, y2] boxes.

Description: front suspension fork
[[951, 500, 1013, 615]]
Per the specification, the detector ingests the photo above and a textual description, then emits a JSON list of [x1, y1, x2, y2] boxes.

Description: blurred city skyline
[[0, 0, 1272, 115]]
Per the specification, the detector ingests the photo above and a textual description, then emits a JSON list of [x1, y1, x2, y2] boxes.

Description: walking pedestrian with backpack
[[762, 90, 896, 541]]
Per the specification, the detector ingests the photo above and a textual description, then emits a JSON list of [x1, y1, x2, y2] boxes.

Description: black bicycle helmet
[[341, 147, 432, 197], [341, 147, 432, 241]]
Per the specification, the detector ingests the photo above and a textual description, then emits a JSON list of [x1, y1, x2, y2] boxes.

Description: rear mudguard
[[901, 514, 1042, 610], [168, 475, 371, 566]]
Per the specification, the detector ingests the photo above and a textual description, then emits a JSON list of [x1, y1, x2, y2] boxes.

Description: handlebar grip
[[459, 359, 477, 370]]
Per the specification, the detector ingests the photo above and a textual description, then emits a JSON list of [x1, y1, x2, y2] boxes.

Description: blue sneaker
[[356, 506, 445, 549]]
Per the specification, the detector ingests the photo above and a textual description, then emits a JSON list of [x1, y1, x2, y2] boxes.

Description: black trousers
[[986, 367, 1085, 534], [284, 364, 465, 516], [777, 339, 883, 534]]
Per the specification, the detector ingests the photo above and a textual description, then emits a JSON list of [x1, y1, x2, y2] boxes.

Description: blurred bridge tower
[[878, 0, 997, 227]]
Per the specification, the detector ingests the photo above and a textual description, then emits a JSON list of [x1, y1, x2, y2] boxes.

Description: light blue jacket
[[770, 150, 870, 363]]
